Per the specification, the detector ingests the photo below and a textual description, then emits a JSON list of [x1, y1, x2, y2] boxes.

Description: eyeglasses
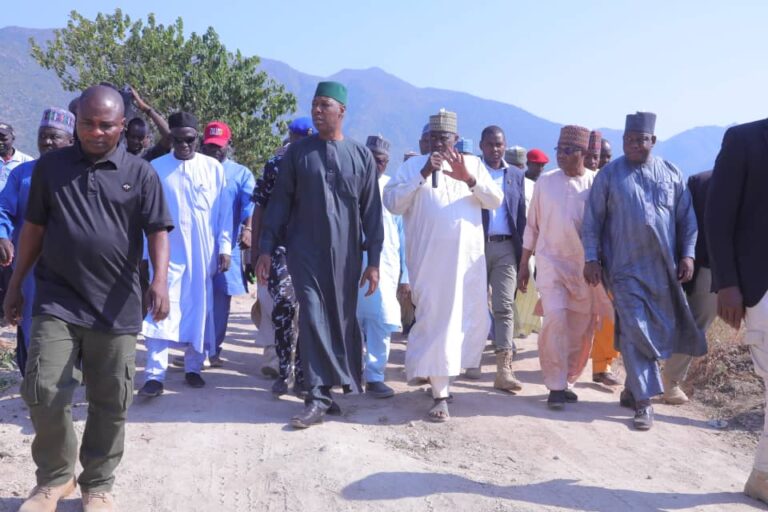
[[173, 136, 197, 145], [554, 146, 582, 155]]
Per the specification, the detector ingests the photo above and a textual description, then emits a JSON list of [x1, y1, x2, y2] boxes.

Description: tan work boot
[[19, 477, 76, 512], [82, 490, 116, 511], [745, 469, 768, 504], [494, 350, 523, 392], [662, 375, 689, 405]]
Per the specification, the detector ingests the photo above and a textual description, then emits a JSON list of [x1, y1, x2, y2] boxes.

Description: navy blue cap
[[289, 117, 314, 136]]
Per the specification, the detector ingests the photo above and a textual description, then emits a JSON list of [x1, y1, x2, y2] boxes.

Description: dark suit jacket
[[705, 119, 768, 308], [481, 164, 527, 265], [682, 170, 711, 295]]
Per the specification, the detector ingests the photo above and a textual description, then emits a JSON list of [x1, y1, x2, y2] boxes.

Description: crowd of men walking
[[0, 79, 766, 511]]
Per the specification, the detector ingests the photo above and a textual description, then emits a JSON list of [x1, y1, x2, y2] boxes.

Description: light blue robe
[[213, 158, 255, 296], [143, 153, 232, 353], [582, 155, 707, 400], [0, 160, 37, 341], [357, 174, 408, 327]]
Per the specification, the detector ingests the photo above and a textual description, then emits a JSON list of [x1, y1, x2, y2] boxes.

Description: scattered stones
[[708, 419, 728, 429]]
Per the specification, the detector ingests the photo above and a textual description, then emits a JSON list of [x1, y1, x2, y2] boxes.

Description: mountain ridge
[[1, 26, 725, 174]]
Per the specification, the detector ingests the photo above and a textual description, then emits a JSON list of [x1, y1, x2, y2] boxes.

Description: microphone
[[432, 158, 439, 188]]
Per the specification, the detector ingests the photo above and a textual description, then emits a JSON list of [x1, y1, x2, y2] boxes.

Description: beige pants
[[663, 267, 718, 385], [538, 308, 594, 391], [746, 291, 768, 471]]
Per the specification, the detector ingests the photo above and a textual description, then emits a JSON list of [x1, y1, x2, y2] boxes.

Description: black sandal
[[427, 398, 450, 423]]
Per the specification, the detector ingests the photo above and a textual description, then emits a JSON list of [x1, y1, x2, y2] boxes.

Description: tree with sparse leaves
[[30, 9, 295, 170]]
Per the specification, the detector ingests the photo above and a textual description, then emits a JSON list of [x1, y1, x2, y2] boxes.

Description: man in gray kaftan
[[257, 81, 384, 429], [582, 111, 706, 430]]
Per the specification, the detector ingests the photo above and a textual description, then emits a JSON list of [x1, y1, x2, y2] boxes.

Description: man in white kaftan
[[383, 109, 502, 421], [139, 112, 232, 395]]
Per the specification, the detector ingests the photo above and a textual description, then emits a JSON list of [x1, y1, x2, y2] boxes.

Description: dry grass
[[686, 318, 764, 433], [0, 338, 18, 392]]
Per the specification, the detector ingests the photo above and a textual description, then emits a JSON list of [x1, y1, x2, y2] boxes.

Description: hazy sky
[[5, 0, 766, 138]]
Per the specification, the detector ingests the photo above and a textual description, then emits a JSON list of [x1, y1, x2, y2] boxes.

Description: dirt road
[[0, 295, 761, 511]]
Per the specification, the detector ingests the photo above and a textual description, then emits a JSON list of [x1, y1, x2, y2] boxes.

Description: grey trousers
[[663, 267, 717, 384], [485, 239, 518, 353]]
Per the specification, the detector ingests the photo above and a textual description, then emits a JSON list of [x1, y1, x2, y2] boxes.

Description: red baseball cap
[[526, 148, 549, 164], [203, 121, 231, 147]]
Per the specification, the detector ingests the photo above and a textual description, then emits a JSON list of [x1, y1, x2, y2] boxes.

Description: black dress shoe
[[366, 381, 395, 399], [564, 389, 578, 403], [633, 405, 654, 431], [293, 382, 308, 399], [547, 390, 566, 410], [272, 378, 288, 397], [327, 401, 342, 416], [185, 372, 206, 388], [620, 388, 636, 409], [290, 403, 326, 429], [138, 379, 164, 397]]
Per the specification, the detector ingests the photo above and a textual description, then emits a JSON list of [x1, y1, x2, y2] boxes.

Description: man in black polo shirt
[[3, 85, 173, 512]]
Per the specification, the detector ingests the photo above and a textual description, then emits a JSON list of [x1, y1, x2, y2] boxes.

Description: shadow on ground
[[341, 471, 756, 511]]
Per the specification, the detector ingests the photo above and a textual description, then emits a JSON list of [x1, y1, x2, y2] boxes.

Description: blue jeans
[[359, 316, 396, 383]]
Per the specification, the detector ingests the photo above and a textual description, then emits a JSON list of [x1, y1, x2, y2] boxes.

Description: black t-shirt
[[25, 143, 174, 333], [141, 142, 170, 162]]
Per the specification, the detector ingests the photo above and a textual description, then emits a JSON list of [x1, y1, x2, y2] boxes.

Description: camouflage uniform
[[268, 246, 302, 384], [254, 154, 302, 385]]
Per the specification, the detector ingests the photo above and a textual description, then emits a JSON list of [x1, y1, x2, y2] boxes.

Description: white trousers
[[430, 376, 450, 399]]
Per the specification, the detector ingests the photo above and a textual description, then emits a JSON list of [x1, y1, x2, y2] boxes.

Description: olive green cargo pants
[[22, 315, 136, 492]]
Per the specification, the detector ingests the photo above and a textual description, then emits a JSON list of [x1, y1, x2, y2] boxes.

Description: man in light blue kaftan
[[582, 112, 706, 431], [0, 108, 76, 375], [200, 121, 255, 366], [140, 112, 232, 395], [356, 135, 409, 398]]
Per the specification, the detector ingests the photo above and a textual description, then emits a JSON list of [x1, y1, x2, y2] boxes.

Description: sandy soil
[[0, 294, 763, 511]]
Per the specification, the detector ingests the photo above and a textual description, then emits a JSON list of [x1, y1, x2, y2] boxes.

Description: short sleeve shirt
[[25, 143, 174, 333], [141, 142, 170, 162]]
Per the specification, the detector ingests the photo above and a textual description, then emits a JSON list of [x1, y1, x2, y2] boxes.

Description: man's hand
[[397, 283, 411, 302], [0, 238, 14, 266], [218, 254, 231, 273], [239, 228, 252, 250], [677, 257, 694, 283], [360, 266, 379, 297], [3, 282, 23, 326], [255, 254, 272, 285], [517, 262, 531, 293], [584, 261, 602, 286], [244, 263, 256, 284], [442, 148, 475, 186], [145, 279, 170, 322], [420, 152, 444, 180], [717, 286, 745, 330], [129, 86, 150, 112]]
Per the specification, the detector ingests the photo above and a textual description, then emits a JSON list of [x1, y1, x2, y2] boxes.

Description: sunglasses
[[554, 146, 582, 155], [173, 136, 197, 145]]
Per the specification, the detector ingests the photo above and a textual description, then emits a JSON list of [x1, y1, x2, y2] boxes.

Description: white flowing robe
[[143, 153, 232, 353], [383, 155, 503, 379]]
